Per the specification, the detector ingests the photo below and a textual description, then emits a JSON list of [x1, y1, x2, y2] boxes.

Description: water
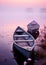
[[0, 29, 46, 65], [0, 7, 46, 29], [0, 31, 34, 65], [0, 32, 18, 65], [0, 7, 46, 65]]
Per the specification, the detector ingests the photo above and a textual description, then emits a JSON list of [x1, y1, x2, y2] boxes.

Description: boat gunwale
[[13, 42, 35, 51]]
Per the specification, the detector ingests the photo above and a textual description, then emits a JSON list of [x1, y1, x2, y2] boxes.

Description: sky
[[0, 0, 46, 7], [0, 0, 46, 34]]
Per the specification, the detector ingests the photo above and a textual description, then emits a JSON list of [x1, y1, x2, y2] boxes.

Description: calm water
[[0, 32, 18, 65], [0, 7, 46, 65]]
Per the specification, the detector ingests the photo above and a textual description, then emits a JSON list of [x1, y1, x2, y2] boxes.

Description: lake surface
[[0, 7, 46, 65], [0, 31, 18, 65]]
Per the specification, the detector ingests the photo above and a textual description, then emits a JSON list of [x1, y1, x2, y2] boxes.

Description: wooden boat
[[13, 26, 35, 59], [27, 20, 40, 39]]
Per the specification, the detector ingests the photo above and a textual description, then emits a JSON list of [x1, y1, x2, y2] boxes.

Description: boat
[[13, 26, 35, 60], [27, 20, 40, 39]]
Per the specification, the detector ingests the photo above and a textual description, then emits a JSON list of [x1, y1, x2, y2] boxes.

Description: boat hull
[[13, 43, 34, 59]]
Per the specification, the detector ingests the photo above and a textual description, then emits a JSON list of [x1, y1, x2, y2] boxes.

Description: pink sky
[[0, 0, 46, 34], [0, 0, 46, 7]]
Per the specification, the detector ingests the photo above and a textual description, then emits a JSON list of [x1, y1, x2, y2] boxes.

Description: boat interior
[[13, 27, 34, 51]]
